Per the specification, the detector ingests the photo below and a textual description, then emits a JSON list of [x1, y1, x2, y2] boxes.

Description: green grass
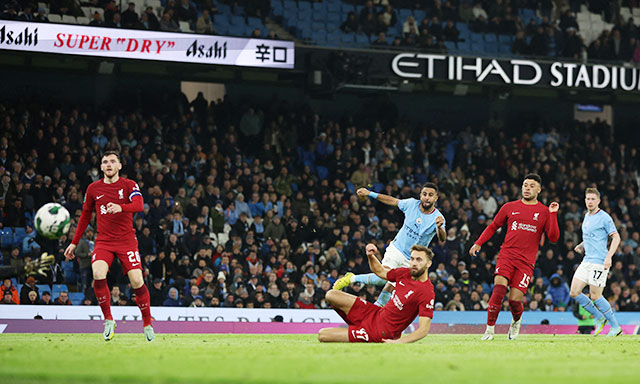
[[0, 334, 638, 384]]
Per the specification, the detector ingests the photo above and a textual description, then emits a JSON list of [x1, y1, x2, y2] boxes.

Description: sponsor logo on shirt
[[404, 290, 414, 299], [426, 298, 434, 310], [511, 221, 537, 233]]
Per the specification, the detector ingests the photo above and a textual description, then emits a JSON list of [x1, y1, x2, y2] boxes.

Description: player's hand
[[106, 202, 122, 214], [64, 244, 77, 260], [604, 259, 612, 269], [435, 216, 444, 228], [365, 243, 378, 257], [382, 338, 402, 344], [469, 244, 481, 257], [549, 202, 559, 213], [356, 188, 370, 199], [574, 243, 584, 254]]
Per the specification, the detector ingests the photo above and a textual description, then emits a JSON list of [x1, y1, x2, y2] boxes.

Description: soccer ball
[[35, 203, 71, 239]]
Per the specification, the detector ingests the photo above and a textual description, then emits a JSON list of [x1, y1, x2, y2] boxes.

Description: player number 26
[[127, 251, 141, 264]]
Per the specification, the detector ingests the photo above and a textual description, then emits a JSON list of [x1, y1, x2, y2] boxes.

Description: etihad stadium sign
[[391, 53, 640, 91]]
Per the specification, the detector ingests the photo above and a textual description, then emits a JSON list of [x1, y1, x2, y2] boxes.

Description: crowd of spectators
[[335, 0, 640, 64], [0, 90, 639, 314]]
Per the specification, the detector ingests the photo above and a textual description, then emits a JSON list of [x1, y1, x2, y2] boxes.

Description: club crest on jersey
[[118, 189, 124, 199], [416, 218, 422, 225], [511, 221, 518, 231], [533, 212, 539, 221]]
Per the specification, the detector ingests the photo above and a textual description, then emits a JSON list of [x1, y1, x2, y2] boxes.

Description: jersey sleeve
[[474, 203, 509, 246], [418, 287, 435, 319], [386, 268, 409, 282], [604, 214, 618, 235], [128, 179, 142, 202], [397, 198, 416, 213]]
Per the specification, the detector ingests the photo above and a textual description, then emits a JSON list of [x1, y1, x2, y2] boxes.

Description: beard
[[421, 201, 433, 211], [522, 193, 536, 201], [410, 265, 428, 278]]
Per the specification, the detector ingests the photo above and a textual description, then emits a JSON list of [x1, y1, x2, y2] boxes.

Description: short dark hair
[[524, 173, 542, 185], [422, 182, 439, 194], [102, 150, 121, 161], [410, 244, 434, 261]]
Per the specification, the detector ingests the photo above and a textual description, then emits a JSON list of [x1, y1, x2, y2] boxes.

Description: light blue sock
[[375, 290, 392, 307], [352, 273, 387, 286], [594, 297, 620, 328], [575, 293, 604, 320]]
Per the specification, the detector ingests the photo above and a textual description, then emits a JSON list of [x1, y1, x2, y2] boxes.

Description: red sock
[[487, 284, 508, 326], [94, 278, 113, 321], [509, 300, 523, 321], [134, 285, 152, 327]]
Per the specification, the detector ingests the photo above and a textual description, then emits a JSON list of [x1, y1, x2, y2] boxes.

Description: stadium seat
[[484, 34, 497, 42], [247, 16, 262, 28], [470, 33, 483, 42], [372, 183, 385, 193], [311, 21, 325, 31], [36, 284, 50, 292], [355, 33, 370, 46], [52, 284, 68, 298], [62, 15, 77, 24], [456, 40, 471, 53], [299, 1, 311, 11], [340, 33, 355, 45], [13, 228, 27, 247], [313, 31, 328, 43], [68, 292, 85, 305], [327, 3, 339, 13], [216, 232, 229, 247], [76, 16, 90, 25], [346, 181, 355, 193], [471, 41, 484, 53], [341, 3, 353, 13], [413, 10, 426, 22], [398, 9, 412, 22], [484, 41, 498, 53], [179, 21, 193, 33], [444, 41, 457, 52], [0, 228, 13, 248], [316, 166, 329, 180], [48, 14, 62, 23], [80, 6, 92, 17], [230, 15, 244, 25], [498, 34, 512, 43]]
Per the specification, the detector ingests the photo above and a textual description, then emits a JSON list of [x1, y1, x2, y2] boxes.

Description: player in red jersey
[[469, 173, 559, 341], [64, 151, 154, 342], [318, 243, 435, 343]]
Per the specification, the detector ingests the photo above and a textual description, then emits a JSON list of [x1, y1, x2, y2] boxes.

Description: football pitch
[[0, 334, 638, 384]]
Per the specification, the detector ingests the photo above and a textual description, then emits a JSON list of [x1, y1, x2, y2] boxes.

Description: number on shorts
[[593, 270, 603, 280], [351, 328, 369, 342], [518, 274, 531, 288], [127, 251, 141, 264]]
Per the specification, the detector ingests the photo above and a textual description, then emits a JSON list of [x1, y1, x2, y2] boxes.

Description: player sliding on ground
[[469, 174, 559, 341], [64, 151, 154, 342], [333, 183, 445, 307], [570, 187, 622, 337], [319, 243, 435, 343]]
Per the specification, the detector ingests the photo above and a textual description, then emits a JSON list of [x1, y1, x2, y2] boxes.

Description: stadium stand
[[0, 90, 639, 312]]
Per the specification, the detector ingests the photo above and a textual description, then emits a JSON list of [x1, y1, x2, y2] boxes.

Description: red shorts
[[343, 298, 385, 343], [92, 238, 142, 275], [494, 255, 534, 294]]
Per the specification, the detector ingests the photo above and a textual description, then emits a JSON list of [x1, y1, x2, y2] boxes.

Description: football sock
[[375, 290, 393, 307], [508, 300, 523, 321], [134, 285, 153, 327], [594, 297, 620, 328], [352, 273, 387, 286], [487, 284, 508, 326], [575, 293, 604, 320], [94, 278, 112, 321]]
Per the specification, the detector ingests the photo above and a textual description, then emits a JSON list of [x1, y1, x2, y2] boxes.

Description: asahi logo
[[0, 25, 38, 46]]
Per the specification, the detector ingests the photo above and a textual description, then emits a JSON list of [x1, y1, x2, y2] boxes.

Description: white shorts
[[381, 243, 410, 269], [574, 262, 609, 288]]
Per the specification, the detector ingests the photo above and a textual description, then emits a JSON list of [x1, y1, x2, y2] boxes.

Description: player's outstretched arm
[[383, 316, 431, 344], [470, 205, 508, 256], [545, 202, 560, 243], [357, 188, 399, 207], [365, 244, 388, 281]]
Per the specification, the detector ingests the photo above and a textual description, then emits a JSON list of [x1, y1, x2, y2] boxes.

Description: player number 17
[[593, 270, 603, 280], [127, 251, 141, 264]]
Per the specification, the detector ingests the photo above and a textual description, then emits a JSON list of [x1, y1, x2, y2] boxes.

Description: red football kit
[[475, 200, 559, 293], [72, 177, 144, 274], [339, 268, 435, 343]]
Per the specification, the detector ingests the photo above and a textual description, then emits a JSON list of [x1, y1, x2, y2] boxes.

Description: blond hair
[[585, 187, 600, 198]]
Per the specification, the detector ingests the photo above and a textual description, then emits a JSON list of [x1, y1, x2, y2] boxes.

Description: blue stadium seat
[[340, 33, 355, 45], [498, 34, 512, 43], [372, 183, 385, 193], [456, 40, 471, 52], [499, 42, 512, 53], [312, 2, 326, 11], [341, 3, 354, 13], [346, 181, 355, 193], [484, 34, 497, 42], [313, 10, 327, 21], [13, 227, 27, 246], [470, 33, 483, 42], [471, 41, 485, 53], [52, 284, 68, 298], [0, 228, 13, 248], [298, 9, 312, 20], [356, 33, 370, 46], [484, 41, 498, 53], [444, 41, 457, 52], [228, 24, 244, 36], [230, 15, 244, 25], [316, 166, 329, 180], [10, 278, 18, 287], [299, 1, 311, 11], [311, 21, 326, 31], [413, 9, 426, 22], [327, 3, 340, 13], [247, 16, 262, 28], [398, 9, 412, 22], [68, 292, 85, 305], [36, 284, 50, 292], [283, 0, 296, 10]]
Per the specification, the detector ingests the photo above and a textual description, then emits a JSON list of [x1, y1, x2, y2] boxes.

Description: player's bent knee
[[325, 289, 338, 305]]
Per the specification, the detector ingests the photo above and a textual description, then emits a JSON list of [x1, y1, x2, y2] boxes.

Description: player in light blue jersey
[[333, 183, 446, 306], [570, 187, 622, 337]]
